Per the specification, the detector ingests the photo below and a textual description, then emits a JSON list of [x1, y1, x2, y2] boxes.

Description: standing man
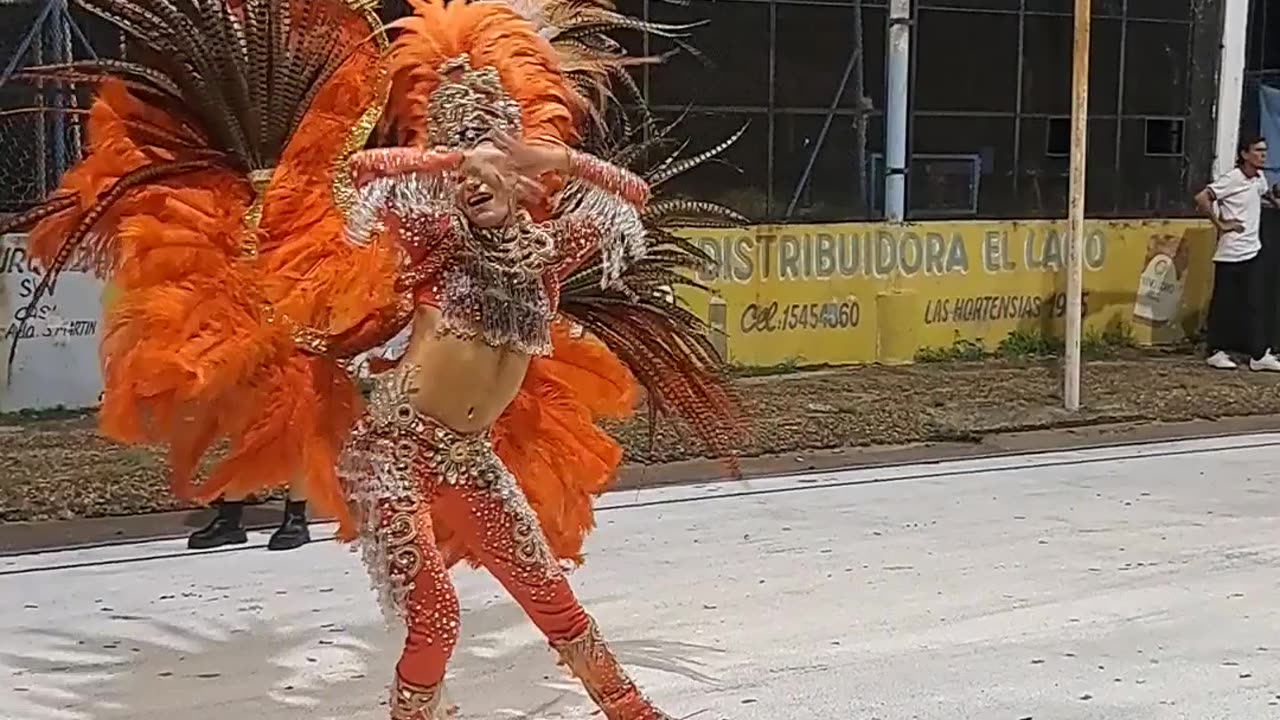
[[1194, 136, 1280, 372]]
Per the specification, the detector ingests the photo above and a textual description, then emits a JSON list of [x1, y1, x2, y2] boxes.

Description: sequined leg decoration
[[433, 457, 674, 720], [433, 462, 589, 641], [553, 616, 674, 720], [359, 495, 462, 713]]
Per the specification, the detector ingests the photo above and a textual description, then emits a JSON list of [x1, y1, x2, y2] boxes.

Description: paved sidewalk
[[4, 435, 1280, 719]]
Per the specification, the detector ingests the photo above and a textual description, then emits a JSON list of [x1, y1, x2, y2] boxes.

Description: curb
[[3, 413, 1280, 555]]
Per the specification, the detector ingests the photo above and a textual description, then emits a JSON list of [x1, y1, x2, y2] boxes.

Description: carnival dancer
[[5, 0, 747, 715], [304, 0, 745, 715]]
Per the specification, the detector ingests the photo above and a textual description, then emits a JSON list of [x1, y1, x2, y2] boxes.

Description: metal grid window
[[622, 0, 1218, 223]]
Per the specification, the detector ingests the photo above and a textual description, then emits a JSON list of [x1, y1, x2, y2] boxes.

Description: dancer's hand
[[489, 131, 570, 176], [513, 175, 548, 206]]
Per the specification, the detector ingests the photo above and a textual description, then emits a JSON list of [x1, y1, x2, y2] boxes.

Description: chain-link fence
[[0, 0, 122, 215]]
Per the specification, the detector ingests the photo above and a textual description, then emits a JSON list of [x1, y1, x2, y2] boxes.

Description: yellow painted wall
[[676, 218, 1214, 367]]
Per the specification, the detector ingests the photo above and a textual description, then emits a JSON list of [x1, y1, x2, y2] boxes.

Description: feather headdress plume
[[380, 0, 703, 146], [382, 0, 581, 147], [496, 0, 705, 131]]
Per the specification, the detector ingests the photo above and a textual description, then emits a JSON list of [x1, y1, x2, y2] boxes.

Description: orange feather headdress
[[379, 0, 707, 148], [384, 0, 584, 148]]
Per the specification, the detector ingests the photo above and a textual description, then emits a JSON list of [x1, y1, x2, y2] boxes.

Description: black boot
[[268, 500, 310, 551], [188, 500, 248, 549]]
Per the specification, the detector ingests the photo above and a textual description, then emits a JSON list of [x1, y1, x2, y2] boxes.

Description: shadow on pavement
[[1, 593, 724, 720]]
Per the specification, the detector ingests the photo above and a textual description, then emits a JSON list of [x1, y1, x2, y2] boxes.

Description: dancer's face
[[457, 175, 512, 229]]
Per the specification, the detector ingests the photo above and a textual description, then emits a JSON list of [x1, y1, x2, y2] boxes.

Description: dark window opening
[[1144, 118, 1185, 157], [1045, 117, 1071, 157]]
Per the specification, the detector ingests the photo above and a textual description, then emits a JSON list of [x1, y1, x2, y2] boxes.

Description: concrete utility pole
[[1213, 0, 1248, 178], [1064, 0, 1091, 411], [884, 0, 910, 221]]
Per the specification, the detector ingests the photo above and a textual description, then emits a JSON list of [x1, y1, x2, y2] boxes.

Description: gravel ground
[[3, 353, 1280, 524]]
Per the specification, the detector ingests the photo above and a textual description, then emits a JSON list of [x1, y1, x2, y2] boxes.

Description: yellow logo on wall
[[676, 219, 1214, 367]]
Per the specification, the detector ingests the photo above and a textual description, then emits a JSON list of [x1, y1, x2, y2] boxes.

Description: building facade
[[0, 0, 1240, 222], [618, 0, 1224, 223]]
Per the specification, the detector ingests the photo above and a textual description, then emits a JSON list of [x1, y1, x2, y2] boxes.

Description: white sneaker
[[1250, 351, 1280, 372], [1207, 351, 1238, 369]]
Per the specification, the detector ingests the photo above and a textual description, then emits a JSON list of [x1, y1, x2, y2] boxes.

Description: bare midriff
[[397, 305, 531, 433]]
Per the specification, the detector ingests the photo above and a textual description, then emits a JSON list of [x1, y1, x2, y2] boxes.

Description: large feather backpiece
[[0, 0, 384, 367], [559, 115, 751, 469]]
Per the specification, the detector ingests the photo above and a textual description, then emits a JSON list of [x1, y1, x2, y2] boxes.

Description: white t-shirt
[[1207, 167, 1270, 262]]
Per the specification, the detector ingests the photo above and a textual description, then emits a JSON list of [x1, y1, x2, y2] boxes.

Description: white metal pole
[[1064, 0, 1091, 412], [885, 0, 910, 221], [1214, 0, 1249, 179]]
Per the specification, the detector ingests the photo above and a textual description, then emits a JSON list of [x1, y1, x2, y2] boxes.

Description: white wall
[[0, 233, 105, 413]]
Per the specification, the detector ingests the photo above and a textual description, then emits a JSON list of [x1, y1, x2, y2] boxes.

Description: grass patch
[[916, 319, 1138, 363], [997, 329, 1058, 358], [1081, 319, 1137, 358], [914, 338, 988, 363], [0, 405, 94, 425], [726, 357, 829, 378]]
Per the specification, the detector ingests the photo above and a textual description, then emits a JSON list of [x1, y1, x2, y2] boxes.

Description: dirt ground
[[4, 353, 1280, 524]]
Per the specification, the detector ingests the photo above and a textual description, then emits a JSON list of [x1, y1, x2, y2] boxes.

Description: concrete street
[[2, 434, 1280, 720]]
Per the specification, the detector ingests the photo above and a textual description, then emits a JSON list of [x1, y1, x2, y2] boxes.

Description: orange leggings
[[389, 480, 591, 687]]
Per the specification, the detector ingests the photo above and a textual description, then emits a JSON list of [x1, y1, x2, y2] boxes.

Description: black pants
[[1207, 257, 1268, 360]]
